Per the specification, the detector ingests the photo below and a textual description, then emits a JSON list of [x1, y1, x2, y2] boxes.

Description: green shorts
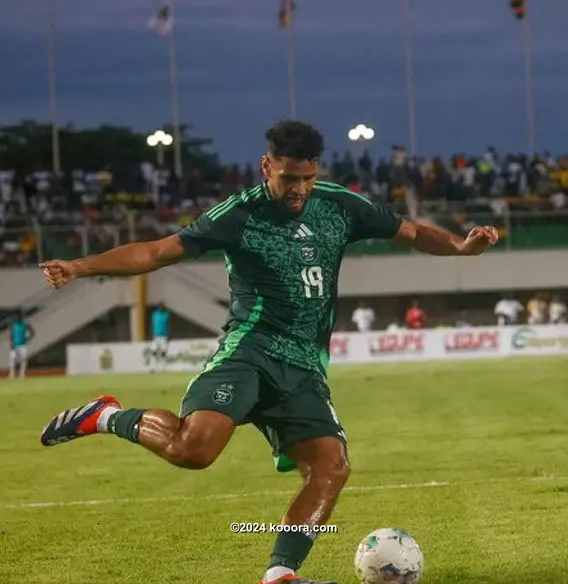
[[179, 337, 346, 461]]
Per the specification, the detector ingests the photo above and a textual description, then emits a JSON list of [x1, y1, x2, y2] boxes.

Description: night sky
[[3, 0, 567, 164]]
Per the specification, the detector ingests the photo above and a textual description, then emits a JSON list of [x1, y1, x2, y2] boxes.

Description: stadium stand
[[1, 145, 567, 266]]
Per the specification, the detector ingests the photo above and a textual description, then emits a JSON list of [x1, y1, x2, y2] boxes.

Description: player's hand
[[39, 259, 80, 289], [458, 226, 499, 256]]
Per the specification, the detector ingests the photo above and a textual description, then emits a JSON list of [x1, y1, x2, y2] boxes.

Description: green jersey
[[177, 181, 402, 376]]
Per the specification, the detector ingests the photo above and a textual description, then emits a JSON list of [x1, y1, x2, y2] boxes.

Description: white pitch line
[[4, 475, 566, 511], [1, 481, 448, 511]]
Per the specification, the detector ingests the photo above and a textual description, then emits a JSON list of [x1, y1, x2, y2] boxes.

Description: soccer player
[[39, 120, 498, 584], [9, 309, 35, 379], [150, 301, 170, 372]]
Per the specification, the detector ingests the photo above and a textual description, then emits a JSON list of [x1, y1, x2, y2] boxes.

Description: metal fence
[[0, 210, 567, 266]]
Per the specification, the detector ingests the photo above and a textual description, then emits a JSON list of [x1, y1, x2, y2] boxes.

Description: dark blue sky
[[2, 0, 567, 164]]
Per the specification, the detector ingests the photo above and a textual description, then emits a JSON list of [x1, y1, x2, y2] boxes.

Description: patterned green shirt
[[177, 181, 402, 376]]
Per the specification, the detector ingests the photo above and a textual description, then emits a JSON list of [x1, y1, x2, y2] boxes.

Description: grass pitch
[[1, 357, 568, 584]]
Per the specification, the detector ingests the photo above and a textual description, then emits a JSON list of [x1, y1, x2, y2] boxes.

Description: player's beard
[[280, 192, 307, 215]]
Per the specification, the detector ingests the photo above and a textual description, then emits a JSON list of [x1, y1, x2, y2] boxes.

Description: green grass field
[[1, 357, 568, 584]]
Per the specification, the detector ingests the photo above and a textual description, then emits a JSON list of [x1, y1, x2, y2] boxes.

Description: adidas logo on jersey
[[294, 224, 314, 239]]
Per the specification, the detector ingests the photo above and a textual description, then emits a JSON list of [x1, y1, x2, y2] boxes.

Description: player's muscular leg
[[282, 436, 350, 527], [137, 410, 236, 469]]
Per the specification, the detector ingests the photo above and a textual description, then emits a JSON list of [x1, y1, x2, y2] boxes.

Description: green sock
[[107, 409, 146, 443], [268, 531, 315, 572], [274, 453, 297, 473]]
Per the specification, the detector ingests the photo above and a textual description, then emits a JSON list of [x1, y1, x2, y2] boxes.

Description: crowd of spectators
[[1, 145, 568, 266], [343, 292, 567, 333]]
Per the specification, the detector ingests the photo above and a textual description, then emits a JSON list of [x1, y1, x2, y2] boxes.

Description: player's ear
[[261, 154, 271, 179]]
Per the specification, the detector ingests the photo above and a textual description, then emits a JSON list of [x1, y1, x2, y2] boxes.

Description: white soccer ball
[[354, 528, 424, 584]]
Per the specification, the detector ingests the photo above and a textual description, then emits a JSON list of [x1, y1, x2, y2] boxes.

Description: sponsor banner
[[67, 338, 218, 375], [328, 335, 352, 363], [329, 331, 430, 364], [367, 331, 427, 361], [441, 327, 501, 359], [508, 325, 568, 355], [328, 325, 568, 365], [66, 324, 568, 375]]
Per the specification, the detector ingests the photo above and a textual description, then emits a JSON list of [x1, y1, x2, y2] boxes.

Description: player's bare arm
[[39, 234, 191, 289], [391, 219, 498, 256]]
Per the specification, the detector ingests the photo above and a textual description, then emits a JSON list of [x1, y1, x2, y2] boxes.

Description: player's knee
[[170, 433, 219, 470], [325, 456, 351, 489], [306, 453, 350, 493], [169, 449, 216, 470], [168, 412, 234, 470], [175, 453, 216, 470]]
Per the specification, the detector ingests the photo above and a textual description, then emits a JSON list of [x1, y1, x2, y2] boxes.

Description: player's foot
[[260, 576, 339, 584], [40, 395, 121, 446]]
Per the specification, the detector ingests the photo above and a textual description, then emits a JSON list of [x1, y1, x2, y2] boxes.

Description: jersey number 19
[[301, 266, 324, 298]]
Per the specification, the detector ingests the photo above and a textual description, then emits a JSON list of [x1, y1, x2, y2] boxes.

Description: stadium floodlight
[[347, 124, 375, 142], [146, 130, 174, 166], [147, 130, 173, 147]]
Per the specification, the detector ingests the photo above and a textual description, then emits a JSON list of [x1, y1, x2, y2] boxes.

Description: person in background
[[494, 293, 524, 326], [549, 295, 567, 324], [150, 301, 170, 372], [351, 301, 375, 332], [405, 300, 426, 329], [527, 293, 548, 325], [9, 309, 35, 379]]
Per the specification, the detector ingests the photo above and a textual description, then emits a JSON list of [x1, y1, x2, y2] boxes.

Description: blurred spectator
[[549, 295, 567, 324], [405, 300, 426, 329], [9, 309, 35, 379], [527, 293, 548, 325], [351, 302, 375, 332], [494, 294, 524, 326]]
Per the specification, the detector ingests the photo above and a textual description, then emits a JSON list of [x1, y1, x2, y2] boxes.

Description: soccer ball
[[354, 528, 424, 584]]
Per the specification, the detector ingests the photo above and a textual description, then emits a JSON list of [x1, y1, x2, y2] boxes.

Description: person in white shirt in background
[[549, 295, 567, 324], [351, 302, 375, 332], [527, 293, 548, 325], [494, 294, 524, 326]]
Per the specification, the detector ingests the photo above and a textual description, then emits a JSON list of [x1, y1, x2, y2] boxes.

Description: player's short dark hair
[[265, 120, 324, 161]]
